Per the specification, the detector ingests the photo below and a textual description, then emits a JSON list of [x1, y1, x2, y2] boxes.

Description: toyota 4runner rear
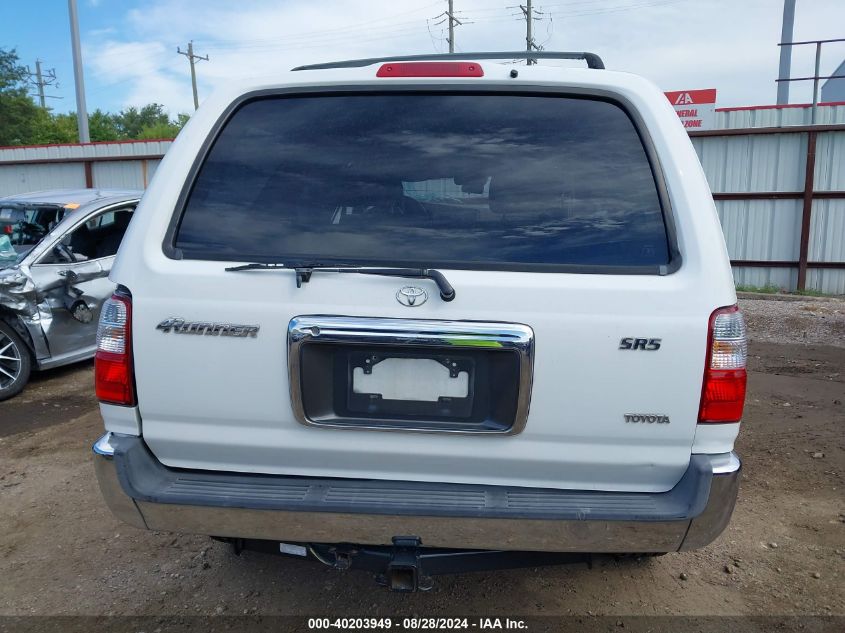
[[93, 52, 746, 590]]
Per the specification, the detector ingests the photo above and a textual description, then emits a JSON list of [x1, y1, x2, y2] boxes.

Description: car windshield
[[0, 235, 21, 267], [0, 204, 67, 248], [175, 93, 671, 271]]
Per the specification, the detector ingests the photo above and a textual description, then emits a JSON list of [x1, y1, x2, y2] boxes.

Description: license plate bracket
[[347, 351, 475, 419]]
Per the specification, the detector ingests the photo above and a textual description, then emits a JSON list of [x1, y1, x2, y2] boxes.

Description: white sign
[[665, 89, 717, 130]]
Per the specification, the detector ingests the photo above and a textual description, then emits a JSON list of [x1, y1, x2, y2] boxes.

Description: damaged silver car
[[0, 189, 140, 400]]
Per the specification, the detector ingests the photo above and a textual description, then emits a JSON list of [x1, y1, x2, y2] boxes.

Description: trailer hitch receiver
[[384, 536, 430, 592]]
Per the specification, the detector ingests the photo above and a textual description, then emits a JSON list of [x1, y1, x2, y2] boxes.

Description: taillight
[[95, 293, 135, 406], [698, 305, 747, 423], [2, 225, 11, 234], [376, 62, 484, 78]]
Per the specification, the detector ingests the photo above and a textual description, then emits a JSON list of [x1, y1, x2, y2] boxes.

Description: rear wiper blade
[[225, 262, 456, 302], [224, 262, 287, 272]]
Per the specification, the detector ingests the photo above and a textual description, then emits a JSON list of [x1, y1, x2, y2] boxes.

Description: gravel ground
[[739, 296, 845, 348]]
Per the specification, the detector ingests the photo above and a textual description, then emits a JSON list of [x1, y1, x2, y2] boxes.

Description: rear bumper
[[93, 433, 740, 553]]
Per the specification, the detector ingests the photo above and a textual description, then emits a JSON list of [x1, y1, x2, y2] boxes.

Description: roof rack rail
[[292, 51, 605, 72]]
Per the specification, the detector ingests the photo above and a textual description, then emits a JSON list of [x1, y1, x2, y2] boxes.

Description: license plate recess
[[288, 316, 534, 435]]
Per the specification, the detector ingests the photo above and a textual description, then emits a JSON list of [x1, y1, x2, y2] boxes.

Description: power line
[[428, 1, 464, 54], [203, 19, 434, 52], [200, 1, 443, 46], [473, 0, 688, 24], [87, 58, 179, 96], [26, 60, 61, 108], [539, 10, 556, 50], [176, 41, 209, 110], [82, 0, 694, 112], [426, 18, 445, 52], [547, 0, 689, 17], [193, 0, 685, 58]]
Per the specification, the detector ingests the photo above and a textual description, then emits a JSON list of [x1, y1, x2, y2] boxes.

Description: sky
[[1, 0, 844, 116]]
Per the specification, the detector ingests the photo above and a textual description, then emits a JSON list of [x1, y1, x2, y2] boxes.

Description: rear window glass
[[175, 93, 670, 269]]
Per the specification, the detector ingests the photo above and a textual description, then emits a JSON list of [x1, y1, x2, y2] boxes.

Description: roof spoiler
[[292, 51, 605, 72]]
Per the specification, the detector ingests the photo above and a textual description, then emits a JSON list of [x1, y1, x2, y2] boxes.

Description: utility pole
[[177, 41, 209, 110], [776, 0, 796, 104], [34, 61, 46, 108], [445, 1, 462, 53], [68, 0, 90, 142], [26, 60, 59, 108], [520, 0, 541, 64]]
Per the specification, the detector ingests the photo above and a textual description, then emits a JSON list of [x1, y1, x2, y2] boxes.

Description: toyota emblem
[[396, 286, 428, 307]]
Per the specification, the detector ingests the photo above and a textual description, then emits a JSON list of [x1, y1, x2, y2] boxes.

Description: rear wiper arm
[[335, 268, 455, 302], [225, 262, 456, 302]]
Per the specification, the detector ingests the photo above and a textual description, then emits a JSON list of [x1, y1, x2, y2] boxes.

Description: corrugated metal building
[[691, 102, 845, 294], [0, 139, 171, 195], [713, 102, 845, 128], [0, 103, 843, 293]]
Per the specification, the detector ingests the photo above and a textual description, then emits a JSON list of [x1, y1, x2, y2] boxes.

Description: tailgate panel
[[135, 269, 709, 493]]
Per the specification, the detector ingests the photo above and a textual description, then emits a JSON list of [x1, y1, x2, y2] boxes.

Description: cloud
[[85, 40, 186, 113], [83, 0, 845, 113]]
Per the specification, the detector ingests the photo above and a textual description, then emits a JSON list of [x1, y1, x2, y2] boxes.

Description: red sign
[[664, 89, 717, 130]]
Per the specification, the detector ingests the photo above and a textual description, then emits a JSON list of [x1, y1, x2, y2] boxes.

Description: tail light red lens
[[376, 62, 484, 78], [95, 293, 135, 406], [698, 305, 747, 423]]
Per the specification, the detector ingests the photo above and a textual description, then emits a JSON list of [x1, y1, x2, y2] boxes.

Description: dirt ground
[[0, 303, 843, 620]]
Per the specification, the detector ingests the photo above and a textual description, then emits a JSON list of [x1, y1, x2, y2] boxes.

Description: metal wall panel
[[715, 200, 801, 261], [808, 199, 845, 263], [91, 161, 147, 190], [693, 127, 845, 294], [691, 134, 806, 193], [714, 104, 845, 129], [0, 163, 86, 196], [806, 269, 845, 295], [814, 131, 845, 190], [0, 139, 172, 163], [0, 140, 172, 197], [732, 266, 797, 290], [146, 159, 162, 184]]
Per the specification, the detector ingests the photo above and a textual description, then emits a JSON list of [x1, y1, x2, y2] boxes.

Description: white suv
[[93, 52, 746, 590]]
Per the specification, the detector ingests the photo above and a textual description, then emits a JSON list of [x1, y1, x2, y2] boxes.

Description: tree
[[89, 110, 121, 141], [0, 47, 44, 145], [137, 113, 190, 139], [33, 111, 77, 144], [114, 103, 171, 139], [0, 50, 191, 146]]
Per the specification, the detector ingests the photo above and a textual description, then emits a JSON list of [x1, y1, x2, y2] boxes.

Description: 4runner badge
[[156, 317, 259, 338], [396, 286, 428, 307]]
